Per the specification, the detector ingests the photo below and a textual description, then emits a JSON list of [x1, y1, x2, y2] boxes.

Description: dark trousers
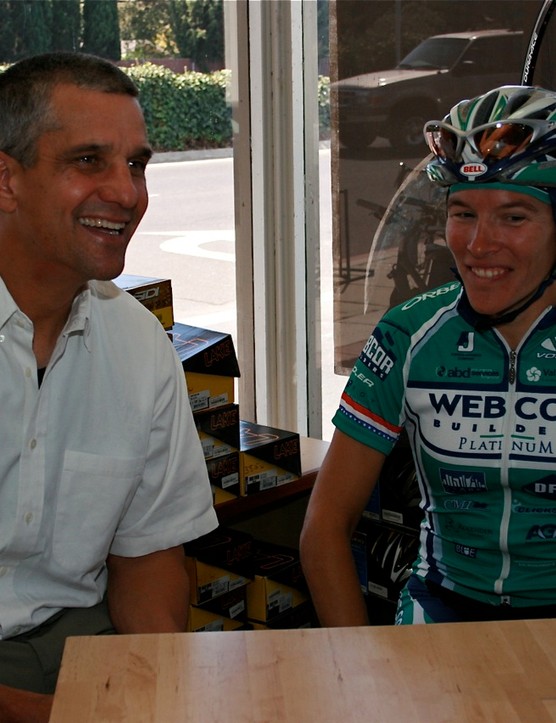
[[0, 600, 115, 694]]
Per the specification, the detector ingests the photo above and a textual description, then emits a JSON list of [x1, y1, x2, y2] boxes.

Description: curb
[[151, 140, 330, 164], [151, 147, 233, 164]]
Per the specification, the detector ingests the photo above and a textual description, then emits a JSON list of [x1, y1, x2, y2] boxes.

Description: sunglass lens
[[473, 123, 533, 160], [426, 126, 459, 160]]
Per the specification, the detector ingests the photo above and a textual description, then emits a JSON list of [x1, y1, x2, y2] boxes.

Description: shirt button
[[0, 334, 4, 342], [29, 439, 37, 450], [24, 368, 32, 378], [0, 567, 8, 578], [24, 512, 33, 525]]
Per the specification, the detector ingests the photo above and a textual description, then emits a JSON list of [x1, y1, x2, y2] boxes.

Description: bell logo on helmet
[[460, 162, 487, 178]]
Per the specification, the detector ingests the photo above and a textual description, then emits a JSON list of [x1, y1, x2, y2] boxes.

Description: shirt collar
[[0, 275, 93, 351], [0, 276, 18, 329]]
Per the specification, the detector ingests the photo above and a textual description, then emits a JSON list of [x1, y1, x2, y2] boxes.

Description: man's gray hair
[[0, 52, 140, 167]]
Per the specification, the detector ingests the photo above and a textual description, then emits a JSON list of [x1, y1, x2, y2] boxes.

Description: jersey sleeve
[[333, 311, 411, 455]]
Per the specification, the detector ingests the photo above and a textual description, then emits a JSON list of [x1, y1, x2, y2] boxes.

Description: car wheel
[[388, 107, 432, 151], [339, 122, 377, 150]]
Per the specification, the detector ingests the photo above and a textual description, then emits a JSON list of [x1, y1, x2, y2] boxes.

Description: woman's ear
[[0, 151, 19, 213]]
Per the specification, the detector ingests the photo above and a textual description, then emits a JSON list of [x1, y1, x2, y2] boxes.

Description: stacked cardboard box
[[114, 273, 174, 331], [115, 277, 302, 500], [239, 420, 301, 495], [184, 527, 254, 631], [184, 530, 315, 631], [171, 322, 301, 501], [171, 322, 242, 502], [119, 276, 310, 630], [172, 322, 241, 413], [245, 542, 314, 628]]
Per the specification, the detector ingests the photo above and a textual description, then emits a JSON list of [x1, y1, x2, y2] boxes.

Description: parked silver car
[[336, 29, 524, 150]]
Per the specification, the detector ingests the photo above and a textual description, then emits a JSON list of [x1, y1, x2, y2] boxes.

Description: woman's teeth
[[472, 267, 505, 279]]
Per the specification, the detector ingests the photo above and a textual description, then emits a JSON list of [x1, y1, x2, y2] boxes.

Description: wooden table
[[50, 619, 556, 722]]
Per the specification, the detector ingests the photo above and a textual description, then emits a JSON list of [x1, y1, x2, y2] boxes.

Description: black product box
[[246, 542, 308, 623], [187, 606, 252, 632], [378, 431, 422, 530], [184, 527, 254, 576], [171, 323, 241, 411], [250, 601, 318, 630], [351, 519, 419, 602], [197, 585, 249, 623], [362, 484, 381, 522], [195, 404, 240, 461], [206, 452, 241, 499], [114, 273, 174, 330], [239, 420, 301, 495]]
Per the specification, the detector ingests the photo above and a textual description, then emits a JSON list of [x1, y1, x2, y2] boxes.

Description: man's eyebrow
[[63, 142, 153, 160]]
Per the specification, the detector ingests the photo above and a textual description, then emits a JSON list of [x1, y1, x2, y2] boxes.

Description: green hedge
[[0, 61, 331, 153], [127, 63, 331, 152], [125, 63, 233, 152]]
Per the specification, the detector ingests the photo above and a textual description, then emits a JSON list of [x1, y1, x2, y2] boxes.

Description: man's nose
[[98, 161, 142, 208]]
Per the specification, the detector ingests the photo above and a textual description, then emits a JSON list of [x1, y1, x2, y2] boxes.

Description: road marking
[[156, 230, 235, 262]]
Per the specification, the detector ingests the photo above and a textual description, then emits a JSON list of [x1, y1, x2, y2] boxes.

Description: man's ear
[[0, 151, 20, 213]]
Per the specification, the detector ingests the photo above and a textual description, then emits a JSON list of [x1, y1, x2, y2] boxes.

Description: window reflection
[[332, 0, 542, 374]]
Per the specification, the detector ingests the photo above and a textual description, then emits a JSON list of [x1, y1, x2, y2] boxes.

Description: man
[[0, 52, 218, 721], [301, 84, 556, 626]]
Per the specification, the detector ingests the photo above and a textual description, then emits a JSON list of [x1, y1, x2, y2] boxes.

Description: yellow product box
[[114, 274, 174, 330], [247, 578, 308, 624], [171, 323, 241, 411], [187, 606, 250, 632], [246, 543, 308, 623], [184, 528, 254, 606], [212, 485, 239, 505], [184, 558, 251, 606], [187, 372, 235, 412], [239, 420, 301, 495]]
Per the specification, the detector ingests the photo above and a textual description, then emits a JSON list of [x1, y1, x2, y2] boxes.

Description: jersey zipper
[[494, 345, 517, 598]]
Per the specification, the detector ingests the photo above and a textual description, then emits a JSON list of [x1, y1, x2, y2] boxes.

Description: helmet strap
[[454, 267, 556, 331]]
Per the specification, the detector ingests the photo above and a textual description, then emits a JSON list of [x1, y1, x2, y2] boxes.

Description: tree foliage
[[0, 0, 119, 61], [51, 0, 81, 53], [119, 0, 224, 70], [82, 0, 121, 60]]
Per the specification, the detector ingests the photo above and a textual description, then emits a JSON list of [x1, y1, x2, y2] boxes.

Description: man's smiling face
[[6, 82, 151, 289]]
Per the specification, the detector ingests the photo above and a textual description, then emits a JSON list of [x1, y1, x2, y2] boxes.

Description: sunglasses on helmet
[[424, 118, 556, 164]]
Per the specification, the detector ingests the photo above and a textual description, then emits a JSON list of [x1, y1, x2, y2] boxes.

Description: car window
[[398, 37, 468, 70], [460, 36, 523, 75]]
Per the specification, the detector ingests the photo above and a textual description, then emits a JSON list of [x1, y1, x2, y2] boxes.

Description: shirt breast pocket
[[52, 451, 143, 574]]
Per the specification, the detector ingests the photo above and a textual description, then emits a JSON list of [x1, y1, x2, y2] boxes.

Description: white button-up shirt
[[0, 277, 217, 638]]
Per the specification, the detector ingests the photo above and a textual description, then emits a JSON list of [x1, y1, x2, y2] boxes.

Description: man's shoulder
[[88, 279, 168, 339]]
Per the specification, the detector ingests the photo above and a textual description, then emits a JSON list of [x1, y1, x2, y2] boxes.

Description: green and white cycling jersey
[[334, 280, 556, 607]]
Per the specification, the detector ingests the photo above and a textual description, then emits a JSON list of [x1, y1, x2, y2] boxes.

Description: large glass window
[[331, 0, 542, 377]]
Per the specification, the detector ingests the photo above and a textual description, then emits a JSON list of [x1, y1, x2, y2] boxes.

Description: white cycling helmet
[[424, 85, 556, 188]]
